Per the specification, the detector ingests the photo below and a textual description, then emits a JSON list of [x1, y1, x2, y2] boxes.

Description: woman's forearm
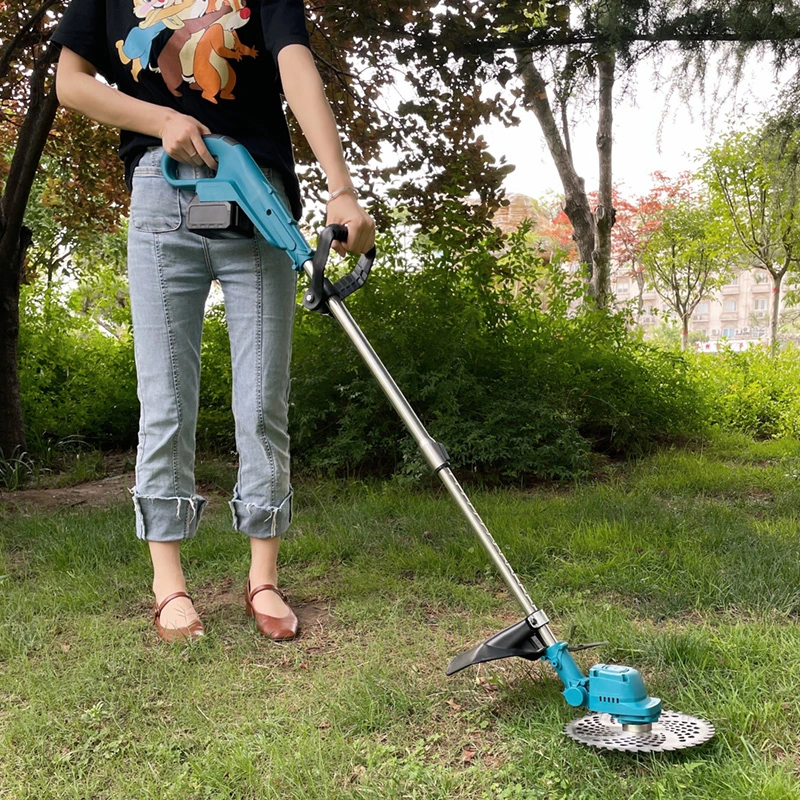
[[55, 47, 215, 168], [56, 68, 176, 138], [277, 44, 352, 193], [277, 43, 375, 253]]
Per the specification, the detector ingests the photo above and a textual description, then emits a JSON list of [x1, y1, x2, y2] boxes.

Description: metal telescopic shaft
[[304, 261, 557, 646]]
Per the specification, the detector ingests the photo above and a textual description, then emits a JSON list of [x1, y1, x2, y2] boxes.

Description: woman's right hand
[[55, 47, 218, 170], [159, 110, 217, 169]]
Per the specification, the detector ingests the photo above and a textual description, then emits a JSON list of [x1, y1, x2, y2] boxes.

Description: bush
[[196, 304, 235, 450], [691, 344, 800, 438], [17, 227, 707, 480], [289, 264, 594, 480], [18, 283, 138, 451], [287, 230, 705, 479]]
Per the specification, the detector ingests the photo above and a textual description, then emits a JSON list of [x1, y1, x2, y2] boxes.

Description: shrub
[[17, 227, 708, 480], [18, 284, 138, 451], [287, 231, 706, 479], [289, 264, 594, 479], [196, 304, 235, 450], [690, 344, 800, 438]]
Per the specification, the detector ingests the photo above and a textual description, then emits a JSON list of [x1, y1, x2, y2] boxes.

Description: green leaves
[[702, 125, 800, 274], [287, 226, 704, 478]]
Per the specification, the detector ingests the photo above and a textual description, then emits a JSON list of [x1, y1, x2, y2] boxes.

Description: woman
[[51, 0, 375, 641]]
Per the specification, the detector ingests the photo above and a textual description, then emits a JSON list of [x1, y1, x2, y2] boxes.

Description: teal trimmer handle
[[160, 134, 314, 270], [161, 135, 377, 311]]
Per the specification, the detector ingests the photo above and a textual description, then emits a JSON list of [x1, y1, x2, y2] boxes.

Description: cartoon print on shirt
[[157, 0, 230, 96], [139, 0, 200, 30], [116, 0, 196, 80], [115, 0, 167, 81], [193, 5, 258, 103], [116, 0, 256, 97]]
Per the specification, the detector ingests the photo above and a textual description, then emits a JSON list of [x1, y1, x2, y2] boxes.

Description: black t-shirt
[[50, 0, 311, 219]]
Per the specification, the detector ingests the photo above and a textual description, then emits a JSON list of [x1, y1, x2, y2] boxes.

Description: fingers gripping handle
[[322, 223, 350, 249], [303, 225, 377, 313]]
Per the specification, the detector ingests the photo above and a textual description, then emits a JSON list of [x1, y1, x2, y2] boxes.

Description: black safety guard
[[446, 617, 548, 676], [303, 224, 377, 313]]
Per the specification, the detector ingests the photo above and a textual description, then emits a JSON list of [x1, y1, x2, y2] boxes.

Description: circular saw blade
[[564, 711, 715, 752]]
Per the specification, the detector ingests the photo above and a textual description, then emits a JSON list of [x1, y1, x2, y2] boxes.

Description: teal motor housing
[[545, 642, 662, 725], [587, 663, 662, 723]]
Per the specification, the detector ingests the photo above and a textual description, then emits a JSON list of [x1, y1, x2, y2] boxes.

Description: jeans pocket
[[130, 172, 182, 233]]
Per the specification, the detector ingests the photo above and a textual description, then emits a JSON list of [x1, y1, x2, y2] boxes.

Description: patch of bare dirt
[[199, 576, 335, 640], [0, 472, 137, 513]]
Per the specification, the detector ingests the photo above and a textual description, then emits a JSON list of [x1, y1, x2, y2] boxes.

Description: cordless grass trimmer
[[162, 135, 715, 752]]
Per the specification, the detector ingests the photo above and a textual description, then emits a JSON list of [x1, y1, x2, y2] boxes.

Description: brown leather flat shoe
[[153, 591, 205, 642], [245, 579, 298, 641]]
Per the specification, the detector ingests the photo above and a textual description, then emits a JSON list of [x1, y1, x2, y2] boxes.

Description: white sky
[[478, 53, 792, 202]]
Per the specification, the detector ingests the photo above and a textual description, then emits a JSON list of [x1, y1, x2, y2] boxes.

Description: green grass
[[1, 432, 800, 798]]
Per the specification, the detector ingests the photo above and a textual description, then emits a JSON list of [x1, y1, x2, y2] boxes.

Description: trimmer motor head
[[448, 619, 716, 753], [565, 710, 715, 752]]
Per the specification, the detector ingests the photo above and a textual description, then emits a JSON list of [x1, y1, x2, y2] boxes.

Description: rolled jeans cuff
[[229, 489, 293, 539], [131, 490, 207, 542]]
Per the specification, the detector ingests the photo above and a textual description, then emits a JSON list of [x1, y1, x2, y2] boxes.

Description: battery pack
[[185, 195, 255, 239]]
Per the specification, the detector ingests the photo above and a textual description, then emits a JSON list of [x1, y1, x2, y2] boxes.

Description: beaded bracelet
[[327, 186, 359, 204]]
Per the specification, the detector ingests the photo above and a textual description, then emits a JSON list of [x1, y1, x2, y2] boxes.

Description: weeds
[[0, 438, 111, 492], [0, 447, 34, 490], [1, 436, 799, 798]]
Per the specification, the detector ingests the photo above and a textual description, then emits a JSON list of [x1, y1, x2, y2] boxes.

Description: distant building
[[490, 193, 795, 347], [612, 267, 787, 346], [493, 194, 541, 234]]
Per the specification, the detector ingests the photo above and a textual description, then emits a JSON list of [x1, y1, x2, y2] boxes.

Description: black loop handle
[[323, 223, 350, 247], [303, 225, 377, 313]]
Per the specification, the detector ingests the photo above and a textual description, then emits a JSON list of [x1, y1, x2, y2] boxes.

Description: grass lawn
[[1, 432, 799, 799]]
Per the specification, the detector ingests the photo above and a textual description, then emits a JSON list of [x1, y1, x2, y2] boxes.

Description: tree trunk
[[681, 313, 689, 352], [592, 52, 616, 309], [0, 225, 33, 457], [769, 270, 784, 355], [0, 46, 60, 456], [634, 267, 645, 317], [515, 50, 596, 289]]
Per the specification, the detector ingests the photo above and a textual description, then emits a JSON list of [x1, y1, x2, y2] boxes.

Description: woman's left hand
[[326, 191, 376, 257]]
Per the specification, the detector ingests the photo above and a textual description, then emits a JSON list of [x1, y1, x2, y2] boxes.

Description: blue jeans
[[127, 145, 297, 542]]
